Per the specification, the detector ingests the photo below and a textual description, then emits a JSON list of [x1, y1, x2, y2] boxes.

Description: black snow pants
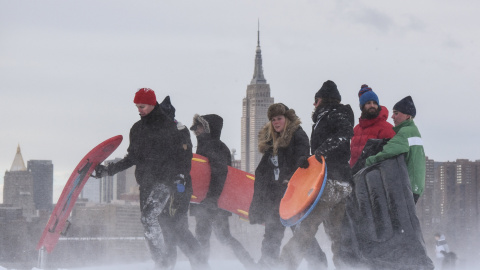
[[140, 183, 209, 270], [192, 204, 256, 269], [260, 199, 328, 270]]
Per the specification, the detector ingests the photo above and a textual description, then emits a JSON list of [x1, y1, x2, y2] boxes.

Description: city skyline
[[1, 1, 479, 188]]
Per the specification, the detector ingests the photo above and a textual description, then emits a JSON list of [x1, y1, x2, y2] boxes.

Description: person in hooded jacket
[[365, 96, 425, 204], [249, 103, 327, 269], [280, 80, 354, 270], [189, 114, 256, 269], [350, 84, 395, 169], [94, 88, 208, 270]]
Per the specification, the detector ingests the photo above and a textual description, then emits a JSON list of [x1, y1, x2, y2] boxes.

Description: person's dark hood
[[159, 95, 176, 120], [190, 114, 223, 140]]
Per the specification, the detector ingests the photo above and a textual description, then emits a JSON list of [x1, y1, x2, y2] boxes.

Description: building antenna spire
[[257, 19, 260, 46], [251, 19, 266, 85]]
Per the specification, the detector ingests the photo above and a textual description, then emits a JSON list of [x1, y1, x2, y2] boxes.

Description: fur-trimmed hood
[[190, 114, 223, 140], [258, 113, 302, 154]]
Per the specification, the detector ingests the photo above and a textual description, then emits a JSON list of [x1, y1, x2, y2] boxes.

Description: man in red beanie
[[95, 88, 209, 269]]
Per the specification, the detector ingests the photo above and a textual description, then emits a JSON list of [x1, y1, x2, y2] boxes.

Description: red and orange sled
[[279, 155, 327, 226], [190, 154, 254, 220]]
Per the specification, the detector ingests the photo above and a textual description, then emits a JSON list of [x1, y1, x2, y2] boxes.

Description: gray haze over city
[[1, 1, 479, 200], [1, 1, 480, 269]]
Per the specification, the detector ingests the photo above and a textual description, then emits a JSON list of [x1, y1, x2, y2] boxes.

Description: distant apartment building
[[417, 158, 480, 257], [241, 29, 274, 173]]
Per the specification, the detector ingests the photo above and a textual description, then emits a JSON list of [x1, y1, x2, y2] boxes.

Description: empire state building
[[241, 29, 274, 173]]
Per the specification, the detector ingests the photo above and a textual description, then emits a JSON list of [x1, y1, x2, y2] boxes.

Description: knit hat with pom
[[358, 84, 379, 109]]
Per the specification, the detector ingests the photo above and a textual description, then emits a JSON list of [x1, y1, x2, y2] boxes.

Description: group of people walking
[[95, 79, 430, 270]]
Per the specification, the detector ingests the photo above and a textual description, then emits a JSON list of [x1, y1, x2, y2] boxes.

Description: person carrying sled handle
[[189, 113, 256, 269], [250, 102, 328, 269], [280, 80, 354, 270], [94, 88, 209, 270], [365, 95, 425, 204]]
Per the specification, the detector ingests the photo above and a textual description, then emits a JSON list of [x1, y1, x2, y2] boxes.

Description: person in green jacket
[[365, 96, 425, 204]]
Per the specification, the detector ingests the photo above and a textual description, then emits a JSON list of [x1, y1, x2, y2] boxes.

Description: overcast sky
[[1, 0, 479, 193]]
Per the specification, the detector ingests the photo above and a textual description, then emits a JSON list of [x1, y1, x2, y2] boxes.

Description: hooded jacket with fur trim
[[190, 114, 232, 214], [249, 113, 310, 225]]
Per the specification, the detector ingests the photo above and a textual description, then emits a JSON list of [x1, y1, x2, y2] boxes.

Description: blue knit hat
[[393, 96, 416, 117], [358, 84, 379, 109]]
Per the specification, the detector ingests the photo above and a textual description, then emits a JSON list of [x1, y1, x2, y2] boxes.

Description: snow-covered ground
[[4, 259, 310, 270], [3, 258, 480, 270]]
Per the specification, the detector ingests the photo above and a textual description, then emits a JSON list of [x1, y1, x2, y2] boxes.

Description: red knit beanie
[[134, 88, 157, 105]]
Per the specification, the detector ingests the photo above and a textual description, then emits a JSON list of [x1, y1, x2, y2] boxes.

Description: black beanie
[[393, 96, 416, 117], [315, 80, 341, 101]]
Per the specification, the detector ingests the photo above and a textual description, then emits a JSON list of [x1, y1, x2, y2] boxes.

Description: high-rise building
[[416, 157, 435, 235], [452, 159, 478, 246], [3, 145, 35, 218], [27, 160, 53, 211], [417, 158, 480, 258], [241, 28, 274, 173]]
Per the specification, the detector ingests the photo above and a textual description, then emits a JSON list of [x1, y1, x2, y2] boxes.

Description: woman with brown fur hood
[[249, 103, 327, 269]]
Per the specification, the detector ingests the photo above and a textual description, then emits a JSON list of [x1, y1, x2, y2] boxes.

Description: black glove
[[93, 164, 108, 178], [296, 156, 309, 169], [314, 150, 325, 164]]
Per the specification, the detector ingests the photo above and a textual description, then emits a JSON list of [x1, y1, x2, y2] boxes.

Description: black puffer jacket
[[107, 104, 187, 187], [311, 103, 354, 183], [249, 119, 310, 225]]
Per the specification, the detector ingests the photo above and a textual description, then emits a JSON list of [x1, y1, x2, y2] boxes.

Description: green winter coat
[[365, 119, 425, 195]]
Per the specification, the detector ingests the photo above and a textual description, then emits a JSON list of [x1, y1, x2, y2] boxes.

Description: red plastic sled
[[190, 154, 211, 203], [190, 153, 255, 220], [36, 135, 123, 252], [279, 155, 327, 226]]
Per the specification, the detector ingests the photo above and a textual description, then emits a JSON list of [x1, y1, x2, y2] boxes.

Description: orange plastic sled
[[279, 155, 327, 226]]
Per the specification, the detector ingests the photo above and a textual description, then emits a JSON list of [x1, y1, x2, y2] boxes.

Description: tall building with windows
[[452, 159, 478, 245], [416, 157, 435, 235], [241, 28, 274, 173], [416, 158, 480, 258], [27, 160, 53, 211]]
